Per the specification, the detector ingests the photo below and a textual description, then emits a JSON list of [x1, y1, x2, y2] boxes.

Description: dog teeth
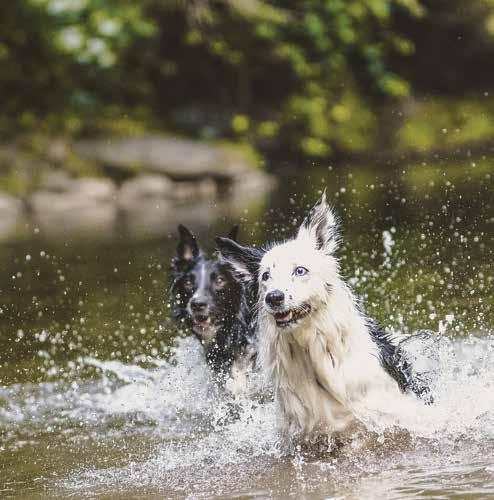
[[276, 311, 293, 322]]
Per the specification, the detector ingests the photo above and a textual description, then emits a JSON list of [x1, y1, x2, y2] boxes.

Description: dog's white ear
[[215, 237, 263, 284], [297, 191, 339, 254]]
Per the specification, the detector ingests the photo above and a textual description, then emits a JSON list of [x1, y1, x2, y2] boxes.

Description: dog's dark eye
[[294, 266, 308, 276], [214, 275, 225, 288], [261, 271, 270, 281]]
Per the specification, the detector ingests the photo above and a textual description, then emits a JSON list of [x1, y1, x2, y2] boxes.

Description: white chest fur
[[274, 331, 354, 435], [260, 292, 403, 438]]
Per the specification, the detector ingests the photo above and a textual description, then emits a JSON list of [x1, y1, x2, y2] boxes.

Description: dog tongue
[[275, 311, 293, 322]]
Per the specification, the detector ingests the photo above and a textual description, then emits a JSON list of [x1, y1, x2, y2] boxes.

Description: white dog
[[216, 193, 430, 441]]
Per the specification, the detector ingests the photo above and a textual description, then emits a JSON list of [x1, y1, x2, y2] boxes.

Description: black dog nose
[[191, 297, 208, 312], [265, 290, 285, 308]]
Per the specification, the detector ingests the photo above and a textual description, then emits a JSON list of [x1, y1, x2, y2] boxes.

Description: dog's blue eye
[[294, 266, 308, 276], [261, 271, 270, 281]]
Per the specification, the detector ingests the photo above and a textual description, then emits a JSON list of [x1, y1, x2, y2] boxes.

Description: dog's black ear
[[175, 224, 200, 266], [215, 237, 263, 284], [227, 225, 239, 242], [297, 190, 339, 254]]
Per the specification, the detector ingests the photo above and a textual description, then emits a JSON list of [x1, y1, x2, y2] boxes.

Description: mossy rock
[[73, 135, 263, 182]]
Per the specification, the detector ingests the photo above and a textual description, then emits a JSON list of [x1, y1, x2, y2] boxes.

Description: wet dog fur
[[170, 225, 256, 391], [216, 193, 431, 439]]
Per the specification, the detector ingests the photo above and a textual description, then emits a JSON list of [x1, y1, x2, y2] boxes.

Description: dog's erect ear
[[227, 225, 239, 242], [176, 224, 200, 263], [297, 190, 339, 254], [215, 237, 263, 284]]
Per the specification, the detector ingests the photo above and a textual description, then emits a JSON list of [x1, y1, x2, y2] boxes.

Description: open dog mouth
[[273, 305, 311, 327], [191, 314, 211, 330]]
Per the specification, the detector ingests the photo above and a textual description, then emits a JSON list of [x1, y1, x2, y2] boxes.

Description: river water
[[1, 160, 493, 498]]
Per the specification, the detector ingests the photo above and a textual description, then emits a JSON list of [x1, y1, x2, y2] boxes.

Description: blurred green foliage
[[2, 0, 494, 160], [397, 97, 494, 151]]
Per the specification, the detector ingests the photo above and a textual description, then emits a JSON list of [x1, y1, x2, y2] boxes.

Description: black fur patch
[[170, 226, 255, 379], [369, 322, 433, 404], [215, 237, 265, 283]]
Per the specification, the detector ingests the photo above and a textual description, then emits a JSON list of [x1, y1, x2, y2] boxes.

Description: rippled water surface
[[1, 161, 493, 498]]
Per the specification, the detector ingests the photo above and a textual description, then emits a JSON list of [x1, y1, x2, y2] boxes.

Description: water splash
[[3, 332, 494, 497]]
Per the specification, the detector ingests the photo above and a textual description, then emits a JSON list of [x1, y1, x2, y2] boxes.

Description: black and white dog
[[170, 225, 256, 392], [216, 193, 431, 439]]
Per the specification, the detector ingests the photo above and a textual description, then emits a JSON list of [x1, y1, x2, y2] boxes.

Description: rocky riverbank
[[0, 136, 275, 241]]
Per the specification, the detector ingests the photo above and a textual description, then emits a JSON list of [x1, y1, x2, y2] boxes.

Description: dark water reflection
[[0, 159, 493, 497]]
